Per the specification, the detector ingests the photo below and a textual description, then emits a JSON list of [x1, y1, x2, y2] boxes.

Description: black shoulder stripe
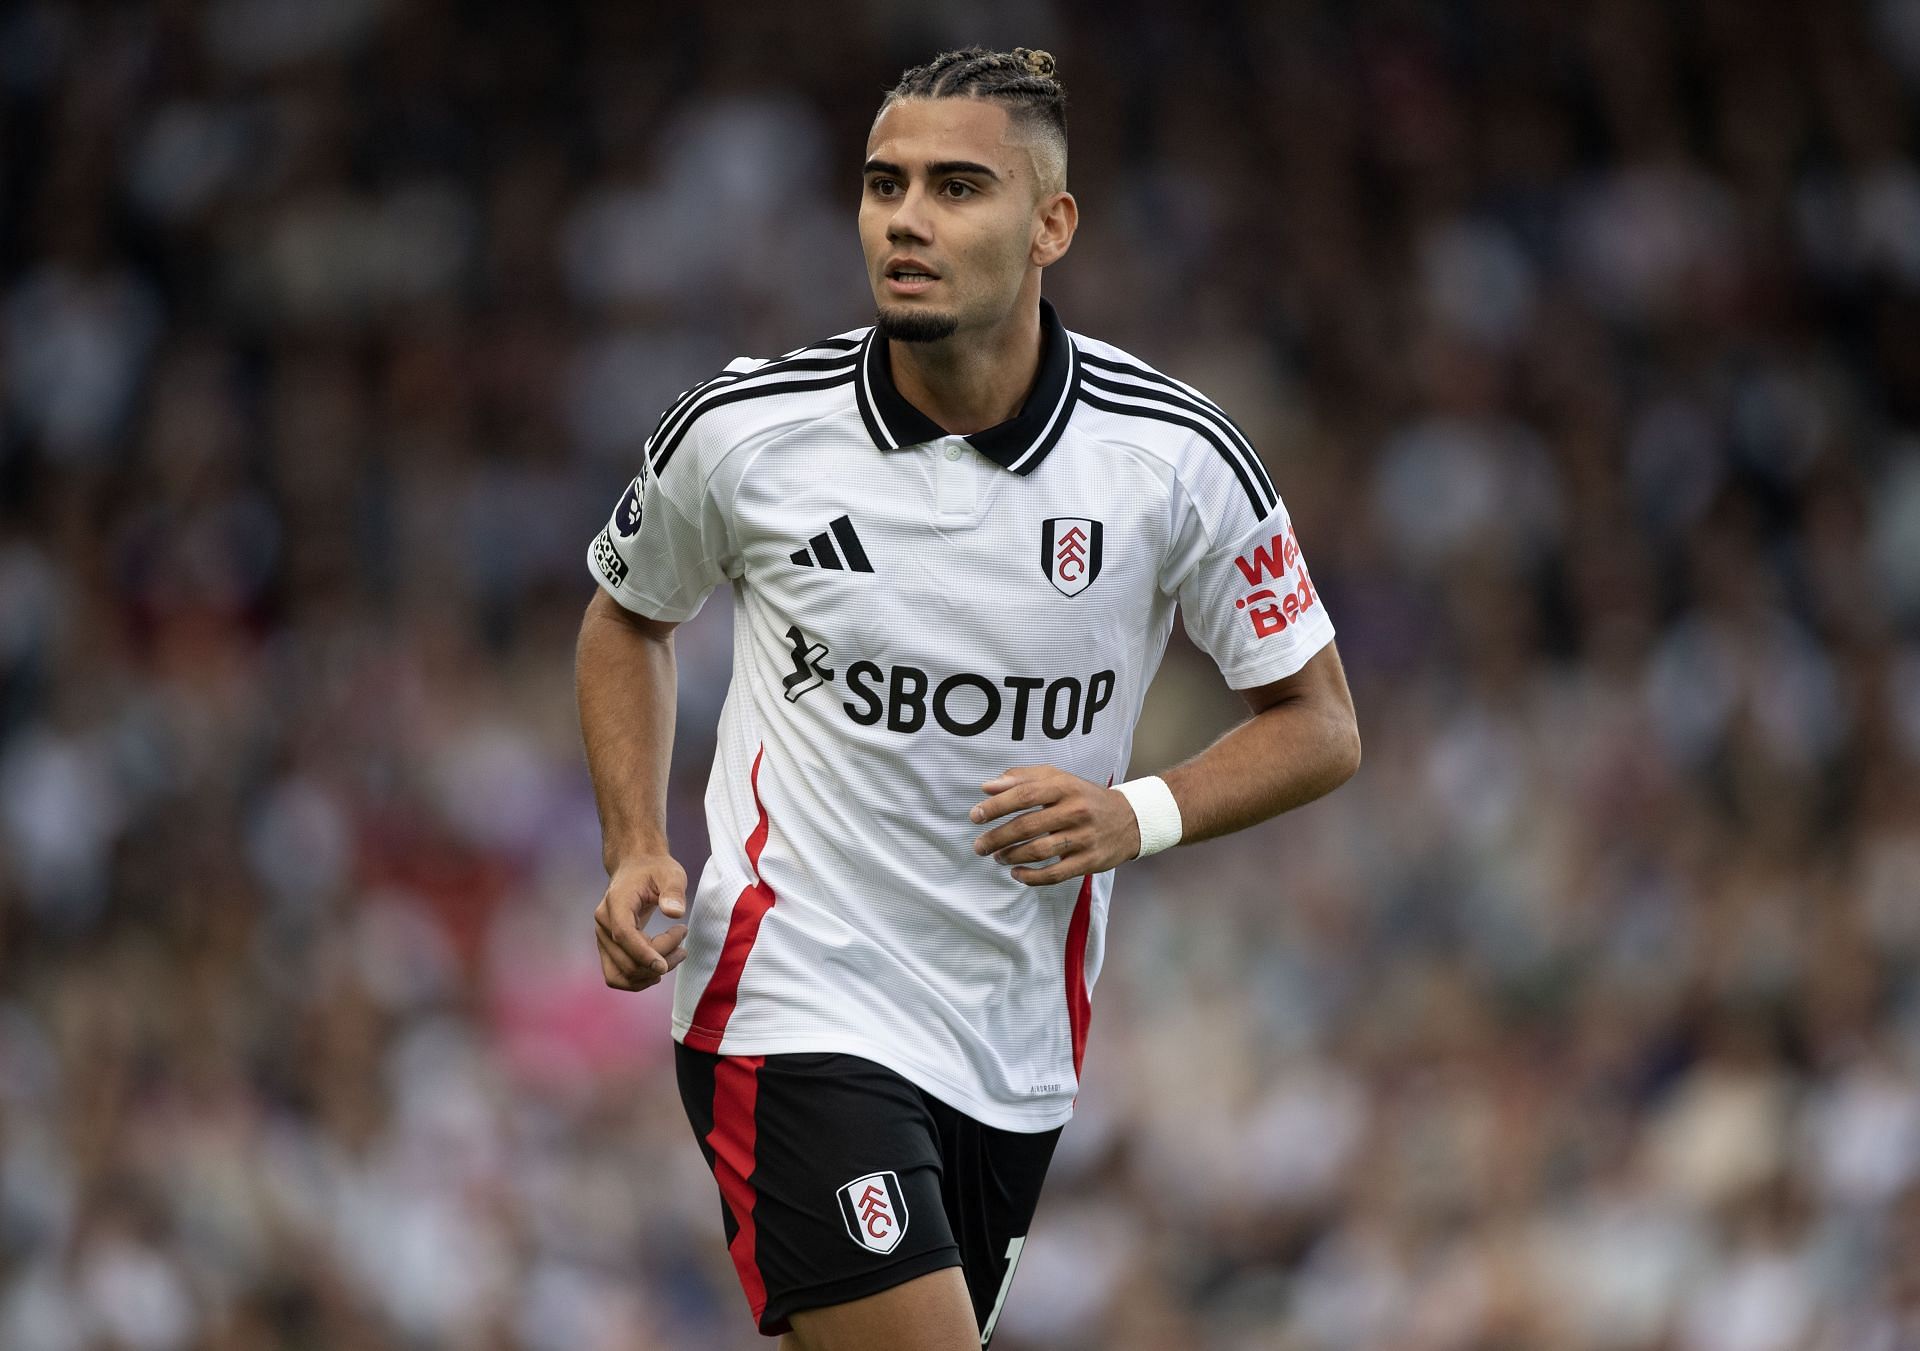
[[1079, 350, 1256, 441], [652, 349, 856, 422], [646, 360, 765, 453], [650, 366, 857, 475], [649, 352, 858, 469], [1080, 373, 1278, 515], [1078, 354, 1279, 503], [644, 375, 726, 455], [1082, 370, 1277, 512], [776, 335, 864, 358], [1078, 388, 1270, 523], [643, 339, 869, 457]]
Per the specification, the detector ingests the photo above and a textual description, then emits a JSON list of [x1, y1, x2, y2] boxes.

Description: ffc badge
[[837, 1171, 909, 1254], [1041, 517, 1103, 597], [613, 459, 649, 538]]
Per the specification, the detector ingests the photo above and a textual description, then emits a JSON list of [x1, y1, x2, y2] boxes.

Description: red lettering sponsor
[[1232, 526, 1302, 588], [1233, 572, 1317, 639], [1231, 526, 1316, 640]]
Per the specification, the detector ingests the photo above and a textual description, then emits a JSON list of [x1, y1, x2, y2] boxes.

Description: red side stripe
[[684, 746, 773, 1053], [1064, 872, 1095, 1079], [707, 1054, 768, 1321]]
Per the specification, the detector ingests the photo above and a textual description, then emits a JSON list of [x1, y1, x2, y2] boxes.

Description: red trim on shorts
[[707, 1053, 768, 1322], [1064, 872, 1094, 1078], [684, 745, 773, 1053]]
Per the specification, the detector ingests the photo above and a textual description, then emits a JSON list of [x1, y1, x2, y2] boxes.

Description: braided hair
[[880, 46, 1068, 195]]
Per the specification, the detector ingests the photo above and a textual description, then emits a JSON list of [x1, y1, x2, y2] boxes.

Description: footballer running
[[576, 44, 1361, 1351]]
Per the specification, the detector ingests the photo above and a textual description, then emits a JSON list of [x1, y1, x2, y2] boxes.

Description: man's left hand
[[969, 765, 1143, 886]]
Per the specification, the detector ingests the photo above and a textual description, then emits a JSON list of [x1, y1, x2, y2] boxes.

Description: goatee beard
[[875, 307, 960, 343]]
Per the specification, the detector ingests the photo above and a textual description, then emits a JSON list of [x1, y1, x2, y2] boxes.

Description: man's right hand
[[594, 855, 690, 991]]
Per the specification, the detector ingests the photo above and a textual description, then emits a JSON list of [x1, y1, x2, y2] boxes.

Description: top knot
[[1014, 47, 1056, 79]]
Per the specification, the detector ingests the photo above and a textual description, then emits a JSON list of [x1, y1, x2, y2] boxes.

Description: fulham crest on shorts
[[838, 1171, 909, 1254]]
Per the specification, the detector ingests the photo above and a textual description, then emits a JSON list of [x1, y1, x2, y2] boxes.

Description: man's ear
[[1032, 191, 1078, 268]]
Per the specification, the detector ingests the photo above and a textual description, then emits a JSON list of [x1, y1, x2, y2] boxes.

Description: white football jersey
[[589, 299, 1333, 1129]]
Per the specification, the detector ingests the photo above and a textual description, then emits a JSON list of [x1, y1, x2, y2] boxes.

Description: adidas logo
[[789, 515, 874, 572]]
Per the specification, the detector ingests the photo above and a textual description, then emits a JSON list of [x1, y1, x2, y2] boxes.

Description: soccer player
[[576, 45, 1360, 1351]]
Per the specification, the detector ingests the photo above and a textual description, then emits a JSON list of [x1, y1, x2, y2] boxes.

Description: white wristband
[[1113, 776, 1183, 858]]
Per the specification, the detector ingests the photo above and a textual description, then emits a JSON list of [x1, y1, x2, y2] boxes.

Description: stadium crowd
[[4, 0, 1920, 1347]]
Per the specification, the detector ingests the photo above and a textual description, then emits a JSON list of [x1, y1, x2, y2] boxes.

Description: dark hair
[[881, 46, 1068, 186]]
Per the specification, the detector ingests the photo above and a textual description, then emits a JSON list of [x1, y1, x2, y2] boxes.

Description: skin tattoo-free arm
[[576, 588, 693, 990]]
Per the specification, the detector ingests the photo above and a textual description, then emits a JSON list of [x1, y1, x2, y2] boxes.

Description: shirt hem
[[670, 1020, 1076, 1133], [1220, 618, 1336, 689], [590, 567, 701, 625]]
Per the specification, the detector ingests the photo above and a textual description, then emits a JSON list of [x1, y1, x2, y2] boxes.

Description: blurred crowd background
[[4, 0, 1920, 1347]]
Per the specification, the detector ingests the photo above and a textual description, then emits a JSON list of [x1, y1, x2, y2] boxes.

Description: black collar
[[853, 297, 1081, 475]]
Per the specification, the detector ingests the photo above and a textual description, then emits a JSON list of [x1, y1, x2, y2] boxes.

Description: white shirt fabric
[[589, 298, 1334, 1129]]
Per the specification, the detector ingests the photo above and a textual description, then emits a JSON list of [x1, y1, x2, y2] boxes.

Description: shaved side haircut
[[879, 46, 1069, 199]]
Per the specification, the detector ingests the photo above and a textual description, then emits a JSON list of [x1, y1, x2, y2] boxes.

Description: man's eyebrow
[[862, 158, 1002, 181], [927, 160, 1000, 180]]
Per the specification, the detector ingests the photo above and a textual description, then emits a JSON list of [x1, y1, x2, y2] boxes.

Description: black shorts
[[674, 1043, 1062, 1342]]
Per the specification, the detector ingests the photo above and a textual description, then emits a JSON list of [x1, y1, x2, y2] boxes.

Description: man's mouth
[[884, 258, 942, 290], [884, 267, 940, 296]]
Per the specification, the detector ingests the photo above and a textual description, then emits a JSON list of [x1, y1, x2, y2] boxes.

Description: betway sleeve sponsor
[[1174, 500, 1335, 689], [587, 409, 735, 624]]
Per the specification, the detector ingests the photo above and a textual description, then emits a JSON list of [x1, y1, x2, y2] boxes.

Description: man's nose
[[886, 185, 933, 242]]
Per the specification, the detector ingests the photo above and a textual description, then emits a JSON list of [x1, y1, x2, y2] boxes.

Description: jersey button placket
[[935, 438, 977, 520]]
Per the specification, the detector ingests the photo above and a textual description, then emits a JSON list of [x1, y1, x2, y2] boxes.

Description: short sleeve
[[586, 394, 736, 623], [1169, 492, 1335, 690]]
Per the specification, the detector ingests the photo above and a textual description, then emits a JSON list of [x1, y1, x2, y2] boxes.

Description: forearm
[[575, 593, 678, 870], [1159, 684, 1360, 846]]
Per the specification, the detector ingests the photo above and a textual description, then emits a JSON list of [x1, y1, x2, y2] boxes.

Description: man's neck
[[888, 301, 1044, 437]]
